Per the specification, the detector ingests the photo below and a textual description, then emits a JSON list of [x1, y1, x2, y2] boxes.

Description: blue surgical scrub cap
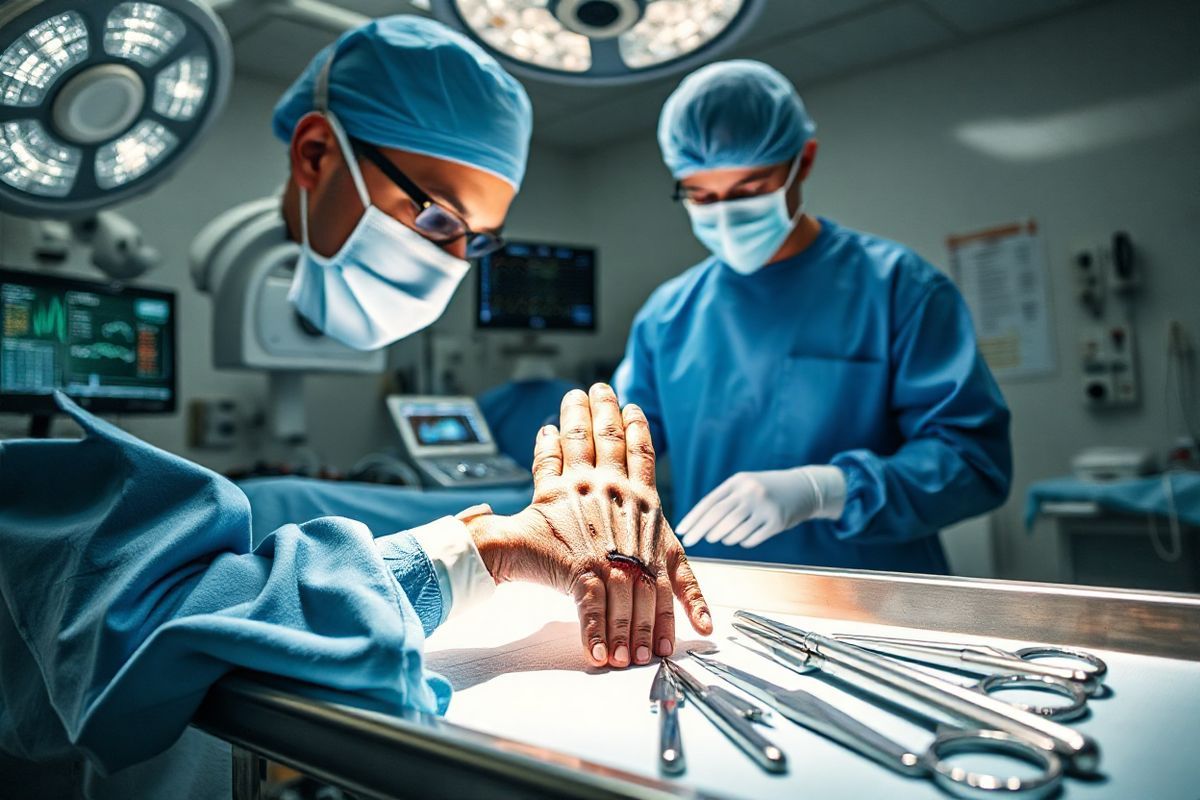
[[272, 16, 533, 189], [658, 60, 816, 179]]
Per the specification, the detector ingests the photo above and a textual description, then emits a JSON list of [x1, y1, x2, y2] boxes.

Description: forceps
[[663, 658, 787, 774], [831, 634, 1108, 721], [690, 652, 1063, 800], [649, 660, 685, 774]]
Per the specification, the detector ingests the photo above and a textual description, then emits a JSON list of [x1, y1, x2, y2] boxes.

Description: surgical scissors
[[831, 634, 1107, 721], [690, 652, 1063, 800], [731, 612, 1100, 775]]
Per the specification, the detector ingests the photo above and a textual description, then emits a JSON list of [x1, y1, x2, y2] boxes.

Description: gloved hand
[[467, 384, 713, 669], [677, 466, 847, 549]]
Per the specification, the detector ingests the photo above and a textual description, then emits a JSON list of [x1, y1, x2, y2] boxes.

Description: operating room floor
[[425, 581, 1200, 799]]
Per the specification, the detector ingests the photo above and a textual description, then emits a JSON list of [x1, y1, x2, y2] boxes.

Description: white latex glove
[[677, 466, 847, 549]]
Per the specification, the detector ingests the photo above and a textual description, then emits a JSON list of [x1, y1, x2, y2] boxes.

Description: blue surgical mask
[[288, 112, 469, 351], [684, 155, 804, 275]]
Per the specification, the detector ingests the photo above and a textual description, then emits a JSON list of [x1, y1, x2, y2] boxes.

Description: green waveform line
[[31, 297, 66, 342], [70, 343, 135, 363]]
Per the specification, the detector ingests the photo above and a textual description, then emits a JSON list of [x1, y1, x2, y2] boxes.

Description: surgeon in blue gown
[[613, 61, 1012, 573], [0, 17, 710, 799]]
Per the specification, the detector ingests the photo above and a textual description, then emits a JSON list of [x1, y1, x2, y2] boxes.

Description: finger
[[677, 479, 734, 535], [530, 424, 563, 485], [721, 518, 766, 547], [559, 389, 595, 468], [741, 526, 784, 549], [703, 505, 753, 545], [589, 384, 627, 476], [630, 573, 656, 665], [652, 570, 676, 657], [680, 493, 742, 548], [605, 564, 635, 667], [572, 570, 607, 667], [622, 403, 656, 488], [667, 549, 712, 635]]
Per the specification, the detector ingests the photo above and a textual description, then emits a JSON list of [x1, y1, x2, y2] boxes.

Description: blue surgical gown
[[0, 394, 453, 791], [613, 218, 1012, 573]]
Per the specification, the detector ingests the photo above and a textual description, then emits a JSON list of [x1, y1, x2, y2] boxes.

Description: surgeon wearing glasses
[[0, 17, 710, 796], [614, 61, 1013, 574]]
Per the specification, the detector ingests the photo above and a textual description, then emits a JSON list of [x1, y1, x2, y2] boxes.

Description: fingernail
[[635, 645, 650, 664], [540, 425, 555, 437], [699, 611, 712, 629], [658, 638, 672, 656], [591, 642, 606, 663], [614, 644, 630, 665]]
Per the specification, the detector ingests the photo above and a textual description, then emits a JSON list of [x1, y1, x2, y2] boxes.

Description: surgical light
[[431, 0, 763, 86], [0, 0, 231, 217]]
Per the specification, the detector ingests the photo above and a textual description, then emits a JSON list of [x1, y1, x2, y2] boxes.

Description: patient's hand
[[468, 384, 712, 668]]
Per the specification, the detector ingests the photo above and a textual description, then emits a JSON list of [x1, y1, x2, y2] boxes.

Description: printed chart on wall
[[947, 220, 1056, 380]]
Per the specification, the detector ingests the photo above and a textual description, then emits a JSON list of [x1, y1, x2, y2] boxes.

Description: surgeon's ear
[[798, 138, 819, 182], [289, 112, 337, 192]]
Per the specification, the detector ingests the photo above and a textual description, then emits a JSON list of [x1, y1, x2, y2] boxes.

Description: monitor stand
[[28, 412, 53, 439], [502, 334, 559, 381]]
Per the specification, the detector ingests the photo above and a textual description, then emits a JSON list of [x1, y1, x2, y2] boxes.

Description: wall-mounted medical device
[[1073, 231, 1141, 410], [0, 0, 232, 218], [1080, 323, 1139, 409], [191, 198, 385, 442], [386, 395, 530, 489], [0, 266, 176, 415], [430, 0, 763, 86], [1073, 230, 1138, 318]]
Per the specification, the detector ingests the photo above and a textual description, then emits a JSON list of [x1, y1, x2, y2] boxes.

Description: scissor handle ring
[[1015, 646, 1108, 694], [976, 673, 1088, 722], [925, 729, 1063, 800]]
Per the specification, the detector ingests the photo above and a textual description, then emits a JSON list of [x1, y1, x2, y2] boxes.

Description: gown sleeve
[[613, 300, 668, 457], [0, 393, 452, 774], [829, 278, 1013, 543]]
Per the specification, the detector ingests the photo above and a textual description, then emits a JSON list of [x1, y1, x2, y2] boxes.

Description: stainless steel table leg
[[232, 745, 264, 800]]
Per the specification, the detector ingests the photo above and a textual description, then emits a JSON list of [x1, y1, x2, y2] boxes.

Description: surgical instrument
[[704, 685, 771, 723], [833, 633, 1107, 692], [731, 611, 1101, 775], [663, 658, 788, 774], [649, 659, 685, 774], [690, 652, 1063, 800], [830, 634, 1105, 721]]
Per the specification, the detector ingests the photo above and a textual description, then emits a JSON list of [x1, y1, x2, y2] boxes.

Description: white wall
[[569, 0, 1200, 580]]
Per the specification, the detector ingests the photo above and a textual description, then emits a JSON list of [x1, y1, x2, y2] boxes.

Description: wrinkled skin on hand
[[472, 384, 712, 668]]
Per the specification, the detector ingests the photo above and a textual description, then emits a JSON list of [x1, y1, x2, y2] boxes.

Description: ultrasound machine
[[386, 395, 530, 489]]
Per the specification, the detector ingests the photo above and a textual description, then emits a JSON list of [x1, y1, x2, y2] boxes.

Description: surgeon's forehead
[[679, 163, 783, 190]]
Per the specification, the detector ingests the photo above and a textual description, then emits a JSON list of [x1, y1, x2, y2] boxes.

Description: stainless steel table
[[193, 560, 1200, 800]]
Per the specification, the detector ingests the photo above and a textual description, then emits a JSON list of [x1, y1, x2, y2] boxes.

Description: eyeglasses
[[350, 138, 505, 258]]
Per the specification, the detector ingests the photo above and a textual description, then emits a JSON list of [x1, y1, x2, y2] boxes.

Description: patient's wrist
[[461, 506, 547, 584]]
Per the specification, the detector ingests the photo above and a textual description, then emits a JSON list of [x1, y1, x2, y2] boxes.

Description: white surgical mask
[[288, 112, 469, 351], [684, 154, 804, 275]]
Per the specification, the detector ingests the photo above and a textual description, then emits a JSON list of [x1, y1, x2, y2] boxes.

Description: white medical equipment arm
[[189, 198, 384, 442]]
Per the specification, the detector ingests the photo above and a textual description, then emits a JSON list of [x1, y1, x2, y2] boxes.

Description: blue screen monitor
[[0, 268, 176, 414], [476, 241, 596, 331]]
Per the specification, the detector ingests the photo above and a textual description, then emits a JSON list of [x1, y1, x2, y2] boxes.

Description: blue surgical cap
[[658, 60, 815, 179], [272, 16, 533, 189]]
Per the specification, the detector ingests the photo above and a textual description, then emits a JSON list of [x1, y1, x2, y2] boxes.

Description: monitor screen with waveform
[[476, 241, 596, 331], [0, 268, 176, 414]]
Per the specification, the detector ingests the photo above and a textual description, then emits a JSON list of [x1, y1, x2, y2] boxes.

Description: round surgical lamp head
[[431, 0, 763, 86], [0, 0, 232, 218]]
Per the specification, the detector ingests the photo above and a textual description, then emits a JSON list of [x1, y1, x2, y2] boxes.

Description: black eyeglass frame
[[349, 138, 505, 258]]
